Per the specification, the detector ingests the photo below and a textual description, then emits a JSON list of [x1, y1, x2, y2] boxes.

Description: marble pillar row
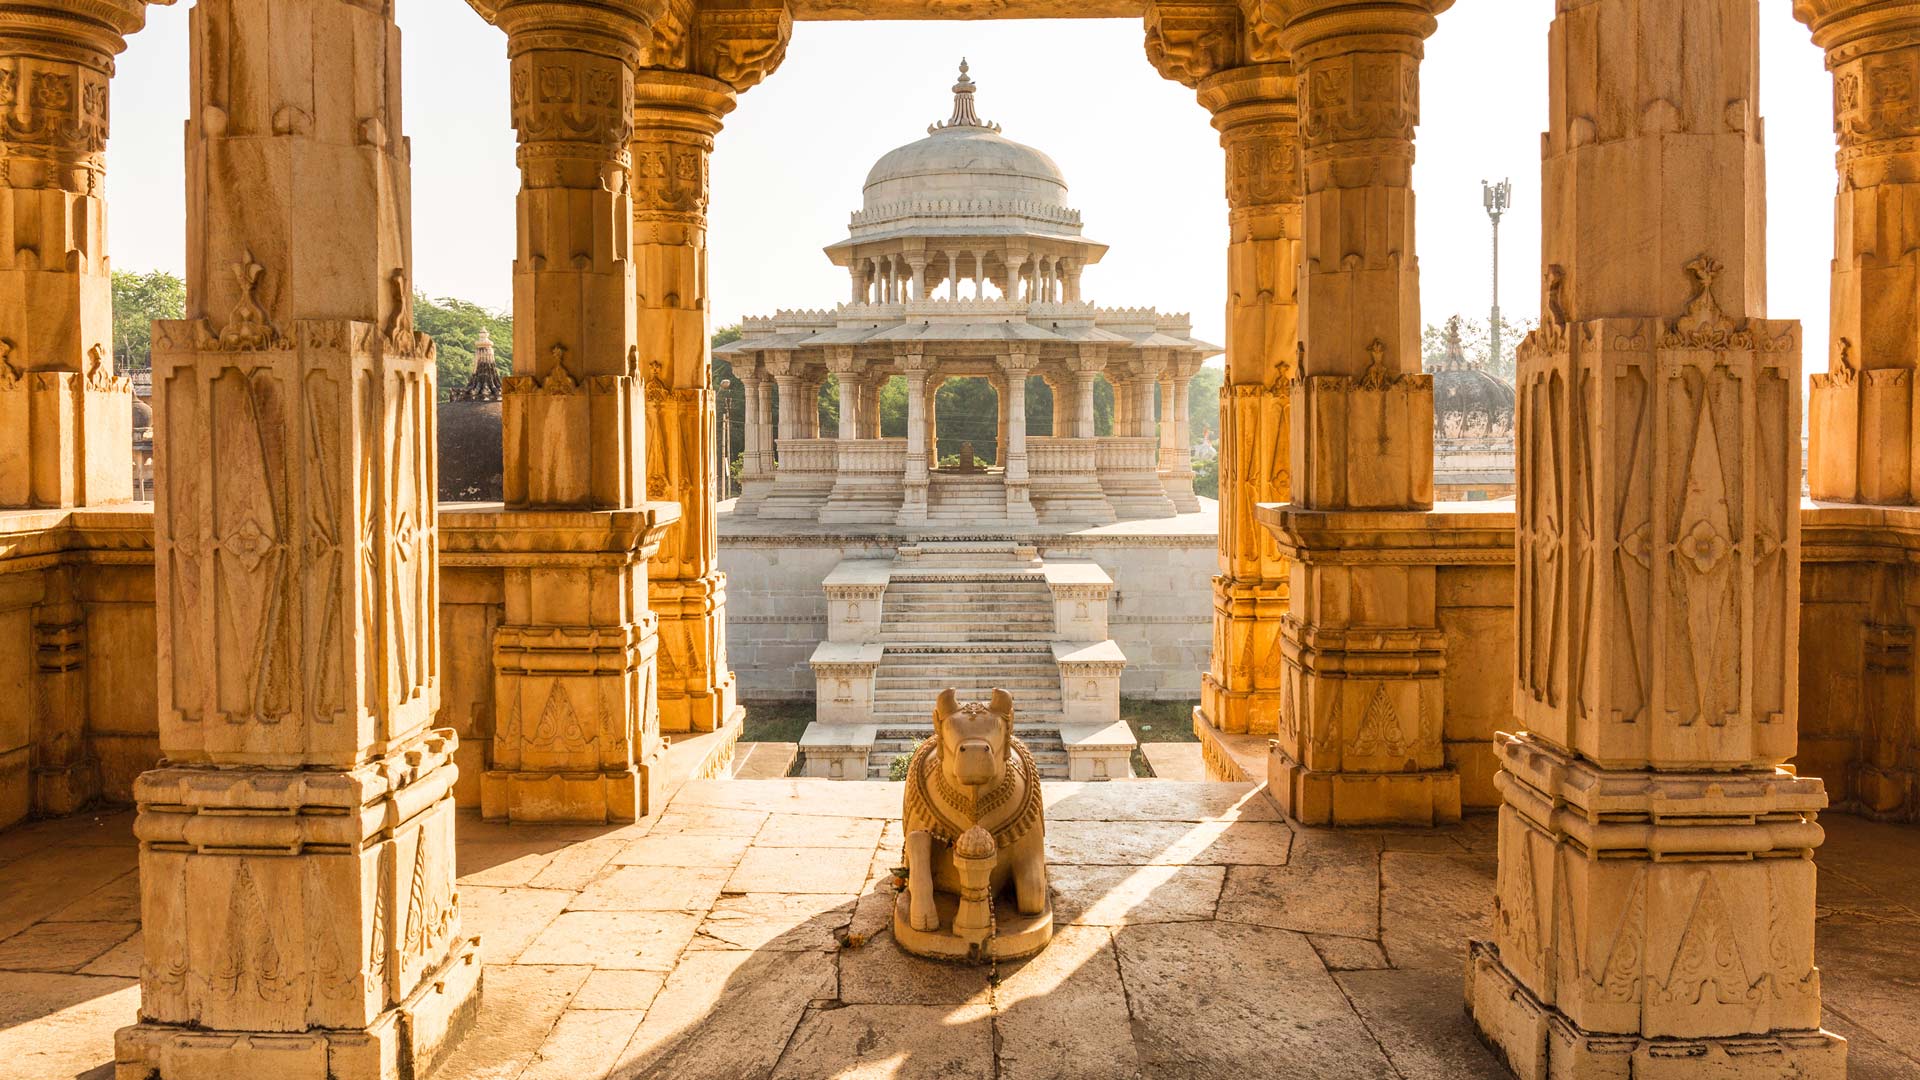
[[1804, 1, 1920, 506], [122, 1, 481, 1076], [0, 2, 140, 510], [1466, 2, 1845, 1076], [481, 0, 679, 822], [1248, 0, 1457, 825]]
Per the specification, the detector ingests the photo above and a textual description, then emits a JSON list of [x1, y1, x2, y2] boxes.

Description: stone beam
[[1467, 2, 1845, 1076], [119, 2, 481, 1077], [0, 0, 149, 509], [792, 0, 1141, 17]]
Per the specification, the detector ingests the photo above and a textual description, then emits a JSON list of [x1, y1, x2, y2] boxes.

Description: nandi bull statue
[[895, 688, 1053, 962]]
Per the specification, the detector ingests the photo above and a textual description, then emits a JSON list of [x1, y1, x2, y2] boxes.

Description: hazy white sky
[[105, 3, 1834, 357]]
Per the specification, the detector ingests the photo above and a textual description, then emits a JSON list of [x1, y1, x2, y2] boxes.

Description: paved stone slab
[[755, 814, 885, 849], [0, 920, 138, 972], [771, 1003, 994, 1080], [526, 837, 629, 890], [460, 884, 573, 964], [645, 807, 771, 837], [1378, 851, 1496, 972], [839, 928, 993, 1005], [1336, 967, 1507, 1078], [46, 869, 140, 922], [727, 845, 873, 894], [1046, 818, 1290, 866], [1309, 934, 1389, 971], [1216, 832, 1380, 937], [689, 892, 858, 951], [0, 844, 135, 940], [520, 911, 702, 971], [1043, 781, 1283, 821], [612, 949, 835, 1080], [1140, 742, 1207, 780], [571, 969, 667, 1011], [1113, 921, 1395, 1080], [519, 1007, 647, 1080], [1048, 863, 1224, 926], [672, 778, 902, 819], [0, 971, 136, 1080], [995, 925, 1143, 1080], [732, 741, 798, 779], [434, 964, 591, 1080], [613, 831, 753, 868], [78, 929, 143, 977], [572, 865, 733, 912]]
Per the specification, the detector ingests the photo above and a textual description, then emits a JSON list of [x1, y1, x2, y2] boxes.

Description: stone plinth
[[809, 642, 883, 725]]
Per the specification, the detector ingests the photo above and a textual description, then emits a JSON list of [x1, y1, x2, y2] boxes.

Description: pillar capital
[[825, 346, 860, 376], [629, 0, 792, 94], [999, 348, 1037, 376]]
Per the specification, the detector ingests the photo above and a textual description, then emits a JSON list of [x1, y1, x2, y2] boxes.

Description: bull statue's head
[[933, 688, 1014, 788]]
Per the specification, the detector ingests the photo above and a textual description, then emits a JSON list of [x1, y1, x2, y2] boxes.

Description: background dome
[[863, 126, 1068, 211]]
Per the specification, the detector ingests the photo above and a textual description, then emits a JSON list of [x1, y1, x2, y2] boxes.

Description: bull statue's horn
[[934, 688, 959, 721], [990, 688, 1013, 716]]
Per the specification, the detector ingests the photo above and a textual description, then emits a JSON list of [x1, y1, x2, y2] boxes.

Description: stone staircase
[[867, 725, 1071, 781], [925, 473, 1007, 527]]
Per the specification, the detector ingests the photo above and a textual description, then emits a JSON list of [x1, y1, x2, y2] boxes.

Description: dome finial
[[930, 57, 1001, 134]]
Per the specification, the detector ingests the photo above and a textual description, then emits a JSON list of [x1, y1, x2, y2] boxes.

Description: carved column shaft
[[0, 2, 141, 508], [1801, 2, 1920, 503], [899, 359, 929, 526], [481, 3, 677, 822], [124, 2, 480, 1076], [1468, 2, 1843, 1075], [1002, 353, 1036, 524]]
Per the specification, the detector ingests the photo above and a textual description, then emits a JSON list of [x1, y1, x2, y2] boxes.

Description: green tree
[[1187, 365, 1223, 443], [111, 269, 186, 370], [1192, 454, 1220, 500], [414, 293, 513, 401]]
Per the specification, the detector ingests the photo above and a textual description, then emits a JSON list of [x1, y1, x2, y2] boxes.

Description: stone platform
[[1, 782, 1916, 1079]]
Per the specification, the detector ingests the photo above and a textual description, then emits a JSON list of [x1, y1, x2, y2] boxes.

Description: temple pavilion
[[718, 62, 1219, 529]]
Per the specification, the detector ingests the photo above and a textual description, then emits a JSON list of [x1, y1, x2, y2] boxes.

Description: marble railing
[[1097, 437, 1161, 475], [834, 439, 908, 476], [775, 438, 837, 474], [1026, 437, 1096, 476]]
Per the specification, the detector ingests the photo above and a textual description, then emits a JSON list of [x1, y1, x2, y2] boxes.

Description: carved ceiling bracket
[[639, 0, 793, 94]]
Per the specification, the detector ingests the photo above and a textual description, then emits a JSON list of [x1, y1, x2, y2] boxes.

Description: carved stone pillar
[[1160, 361, 1200, 512], [1240, 0, 1455, 824], [1802, 2, 1920, 504], [120, 1, 481, 1075], [926, 374, 942, 467], [1070, 348, 1103, 439], [1002, 350, 1037, 525], [900, 354, 930, 526], [480, 1, 681, 820], [1466, 2, 1845, 1075], [0, 1, 142, 509]]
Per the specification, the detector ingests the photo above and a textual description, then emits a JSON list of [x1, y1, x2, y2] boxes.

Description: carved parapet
[[117, 726, 482, 1080], [1514, 313, 1801, 770]]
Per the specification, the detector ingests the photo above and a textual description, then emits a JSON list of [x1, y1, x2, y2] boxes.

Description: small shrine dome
[[1430, 317, 1516, 439]]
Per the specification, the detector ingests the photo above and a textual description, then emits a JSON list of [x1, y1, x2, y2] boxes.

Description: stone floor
[[1, 780, 1916, 1079]]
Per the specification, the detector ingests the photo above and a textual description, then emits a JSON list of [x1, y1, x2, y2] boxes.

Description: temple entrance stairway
[[804, 539, 1135, 780], [925, 471, 1007, 527]]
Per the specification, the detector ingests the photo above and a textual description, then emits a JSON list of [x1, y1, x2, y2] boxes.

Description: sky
[[105, 4, 1835, 360]]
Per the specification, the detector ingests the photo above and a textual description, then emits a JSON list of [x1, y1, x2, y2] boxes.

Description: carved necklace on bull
[[907, 739, 1043, 850]]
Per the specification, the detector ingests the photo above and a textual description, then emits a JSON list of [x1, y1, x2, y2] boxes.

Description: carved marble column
[[479, 0, 679, 821], [1803, 2, 1920, 505], [1002, 350, 1037, 524], [1070, 348, 1103, 439], [0, 1, 143, 510], [633, 3, 787, 732], [1466, 3, 1845, 1076], [120, 1, 481, 1075], [899, 352, 930, 526], [1158, 361, 1200, 512]]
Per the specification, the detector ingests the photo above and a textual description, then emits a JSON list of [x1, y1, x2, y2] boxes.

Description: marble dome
[[850, 61, 1082, 241]]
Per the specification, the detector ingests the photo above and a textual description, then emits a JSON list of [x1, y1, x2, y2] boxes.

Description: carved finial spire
[[930, 58, 1002, 134]]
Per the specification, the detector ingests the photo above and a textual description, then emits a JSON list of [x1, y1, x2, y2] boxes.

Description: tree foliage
[[111, 269, 186, 370], [415, 293, 513, 401]]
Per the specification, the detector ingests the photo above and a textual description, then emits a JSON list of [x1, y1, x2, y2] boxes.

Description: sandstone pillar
[[1245, 0, 1455, 824], [1803, 1, 1920, 504], [1466, 3, 1845, 1076], [119, 1, 481, 1075], [1002, 351, 1037, 524], [900, 353, 930, 526], [926, 375, 942, 467], [481, 0, 680, 821], [830, 350, 858, 441], [773, 362, 802, 442], [0, 1, 143, 510]]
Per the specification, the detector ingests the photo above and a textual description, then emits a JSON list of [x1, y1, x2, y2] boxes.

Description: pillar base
[[1200, 673, 1283, 737], [1267, 745, 1461, 826], [480, 761, 663, 823], [31, 758, 100, 816], [1850, 762, 1919, 821], [117, 932, 483, 1080], [1466, 941, 1844, 1080]]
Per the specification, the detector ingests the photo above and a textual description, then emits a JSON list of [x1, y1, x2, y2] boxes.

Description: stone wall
[[718, 530, 1217, 700]]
